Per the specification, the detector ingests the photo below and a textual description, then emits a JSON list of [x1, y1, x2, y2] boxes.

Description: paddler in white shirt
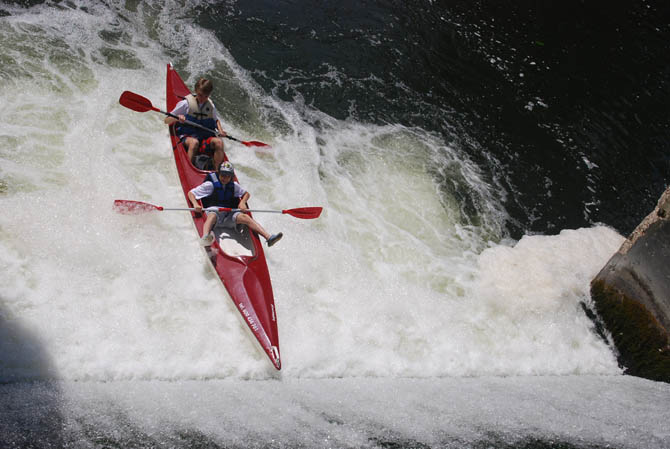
[[164, 78, 227, 170], [188, 161, 283, 247]]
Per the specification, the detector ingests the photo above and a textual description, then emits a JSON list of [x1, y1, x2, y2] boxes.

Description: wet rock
[[590, 187, 670, 383]]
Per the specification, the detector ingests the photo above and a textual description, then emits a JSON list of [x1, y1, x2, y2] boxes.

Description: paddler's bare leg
[[210, 138, 225, 170], [235, 213, 283, 247], [202, 212, 218, 238], [184, 136, 199, 165], [236, 214, 270, 240]]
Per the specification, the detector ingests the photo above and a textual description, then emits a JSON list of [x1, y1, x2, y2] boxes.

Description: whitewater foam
[[0, 0, 627, 382], [4, 3, 670, 449]]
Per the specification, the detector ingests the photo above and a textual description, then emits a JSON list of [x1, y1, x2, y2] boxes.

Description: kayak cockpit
[[215, 224, 256, 258]]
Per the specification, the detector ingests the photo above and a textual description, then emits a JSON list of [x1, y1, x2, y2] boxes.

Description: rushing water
[[0, 1, 669, 448]]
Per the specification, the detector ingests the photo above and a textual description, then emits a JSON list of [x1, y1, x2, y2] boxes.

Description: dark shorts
[[198, 137, 217, 155], [207, 209, 241, 229], [178, 136, 216, 156]]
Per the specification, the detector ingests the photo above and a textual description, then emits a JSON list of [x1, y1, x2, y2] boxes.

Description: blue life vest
[[201, 173, 240, 209], [176, 94, 217, 140]]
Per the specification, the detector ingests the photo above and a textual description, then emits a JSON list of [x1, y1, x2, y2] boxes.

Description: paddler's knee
[[204, 211, 218, 223], [235, 213, 252, 225]]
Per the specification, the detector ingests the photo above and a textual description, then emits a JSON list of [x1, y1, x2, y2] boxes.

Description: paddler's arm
[[165, 100, 188, 125], [188, 181, 215, 215], [216, 120, 227, 137], [164, 115, 186, 125], [187, 190, 203, 214], [211, 103, 227, 137], [238, 192, 250, 211]]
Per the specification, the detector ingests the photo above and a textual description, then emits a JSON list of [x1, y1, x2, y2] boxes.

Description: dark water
[[198, 0, 670, 238]]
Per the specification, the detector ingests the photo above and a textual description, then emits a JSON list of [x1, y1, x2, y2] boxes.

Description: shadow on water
[[0, 300, 64, 448], [0, 303, 229, 447]]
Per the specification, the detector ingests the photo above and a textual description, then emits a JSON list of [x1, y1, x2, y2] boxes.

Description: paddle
[[113, 199, 322, 219], [118, 91, 270, 147]]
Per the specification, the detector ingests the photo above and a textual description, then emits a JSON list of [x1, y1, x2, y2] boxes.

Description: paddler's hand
[[238, 201, 248, 213], [193, 204, 203, 214], [178, 114, 186, 123]]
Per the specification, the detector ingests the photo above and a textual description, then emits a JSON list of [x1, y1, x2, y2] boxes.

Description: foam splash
[[0, 0, 623, 382]]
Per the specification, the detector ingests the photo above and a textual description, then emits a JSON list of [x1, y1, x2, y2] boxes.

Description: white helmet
[[219, 161, 234, 176]]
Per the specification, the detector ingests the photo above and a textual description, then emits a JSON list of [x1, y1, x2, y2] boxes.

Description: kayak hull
[[166, 64, 280, 370]]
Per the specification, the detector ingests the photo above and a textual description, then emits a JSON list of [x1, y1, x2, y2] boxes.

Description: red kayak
[[166, 63, 281, 370]]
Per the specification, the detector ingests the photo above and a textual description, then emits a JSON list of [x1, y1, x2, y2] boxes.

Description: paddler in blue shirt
[[164, 78, 227, 170], [188, 161, 283, 247]]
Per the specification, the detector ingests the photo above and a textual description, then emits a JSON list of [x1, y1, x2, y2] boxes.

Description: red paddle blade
[[282, 207, 323, 219], [119, 91, 157, 113], [241, 140, 271, 147], [113, 199, 163, 214]]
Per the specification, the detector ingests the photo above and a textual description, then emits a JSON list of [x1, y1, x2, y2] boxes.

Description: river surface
[[0, 1, 669, 447]]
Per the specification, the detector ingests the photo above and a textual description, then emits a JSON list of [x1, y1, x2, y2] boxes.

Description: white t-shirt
[[189, 180, 246, 201], [170, 98, 220, 122]]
